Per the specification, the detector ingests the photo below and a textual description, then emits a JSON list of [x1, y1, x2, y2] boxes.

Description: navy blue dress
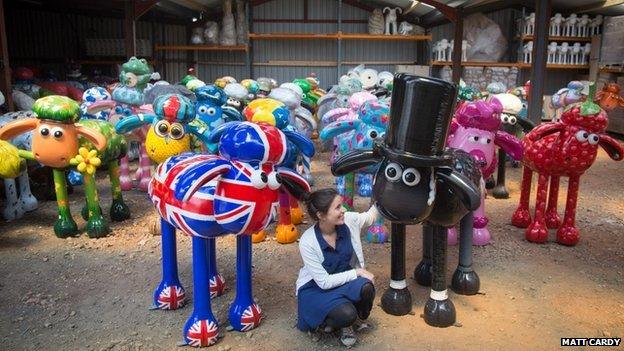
[[297, 223, 369, 331]]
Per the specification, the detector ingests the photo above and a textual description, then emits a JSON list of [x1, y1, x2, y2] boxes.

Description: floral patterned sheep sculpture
[[0, 96, 129, 238], [321, 100, 390, 243]]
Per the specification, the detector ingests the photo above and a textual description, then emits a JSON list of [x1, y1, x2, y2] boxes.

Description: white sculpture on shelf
[[577, 14, 590, 37], [438, 39, 450, 61], [524, 12, 535, 35], [557, 42, 570, 64], [563, 14, 578, 36], [448, 39, 470, 61], [590, 15, 603, 35], [448, 39, 454, 60], [368, 8, 385, 35], [582, 43, 592, 64], [235, 0, 248, 45], [550, 13, 563, 36], [523, 41, 533, 63], [191, 27, 205, 44], [398, 21, 415, 35], [547, 42, 558, 63], [204, 21, 220, 44], [220, 0, 237, 46], [383, 7, 402, 35], [570, 42, 582, 64]]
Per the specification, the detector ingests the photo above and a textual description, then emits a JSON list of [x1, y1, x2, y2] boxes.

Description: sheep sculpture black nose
[[332, 74, 482, 327]]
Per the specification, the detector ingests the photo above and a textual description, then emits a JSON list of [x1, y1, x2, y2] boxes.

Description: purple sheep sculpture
[[446, 98, 524, 245]]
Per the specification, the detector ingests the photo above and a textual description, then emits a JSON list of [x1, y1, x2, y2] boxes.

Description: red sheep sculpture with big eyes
[[512, 84, 624, 245]]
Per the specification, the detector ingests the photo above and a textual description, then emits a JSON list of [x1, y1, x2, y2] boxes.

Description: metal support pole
[[124, 0, 137, 58], [246, 0, 252, 78], [451, 8, 463, 84], [0, 0, 13, 111], [527, 0, 551, 125], [337, 0, 343, 82]]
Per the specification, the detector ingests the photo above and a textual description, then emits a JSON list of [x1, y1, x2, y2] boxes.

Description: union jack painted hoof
[[183, 318, 220, 347], [210, 274, 226, 298], [229, 303, 262, 332], [153, 284, 186, 310]]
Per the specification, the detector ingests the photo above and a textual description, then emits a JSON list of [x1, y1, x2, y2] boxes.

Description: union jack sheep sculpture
[[148, 121, 312, 347]]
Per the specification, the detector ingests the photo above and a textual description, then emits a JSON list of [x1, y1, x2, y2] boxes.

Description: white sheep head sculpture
[[383, 7, 402, 35]]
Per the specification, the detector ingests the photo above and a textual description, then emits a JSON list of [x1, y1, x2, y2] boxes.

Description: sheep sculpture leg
[[545, 176, 561, 229], [381, 223, 412, 316], [228, 235, 262, 332], [183, 236, 220, 347], [153, 218, 187, 310]]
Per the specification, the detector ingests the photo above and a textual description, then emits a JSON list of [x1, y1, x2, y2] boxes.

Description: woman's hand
[[356, 268, 375, 283]]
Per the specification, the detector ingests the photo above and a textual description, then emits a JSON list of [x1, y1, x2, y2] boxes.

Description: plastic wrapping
[[464, 13, 507, 62]]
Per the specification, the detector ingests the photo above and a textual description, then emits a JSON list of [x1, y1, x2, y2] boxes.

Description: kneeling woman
[[296, 188, 378, 347]]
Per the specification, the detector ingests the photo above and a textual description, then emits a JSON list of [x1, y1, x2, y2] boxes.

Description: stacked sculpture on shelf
[[526, 12, 602, 37], [367, 6, 421, 36], [432, 39, 470, 62], [522, 40, 590, 66]]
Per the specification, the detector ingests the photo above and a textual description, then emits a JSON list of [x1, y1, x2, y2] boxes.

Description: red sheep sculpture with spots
[[512, 84, 624, 246]]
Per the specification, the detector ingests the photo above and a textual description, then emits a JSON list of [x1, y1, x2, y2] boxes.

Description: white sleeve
[[299, 238, 357, 290], [346, 204, 380, 230]]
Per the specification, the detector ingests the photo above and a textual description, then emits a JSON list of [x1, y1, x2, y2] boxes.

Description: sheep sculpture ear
[[0, 118, 38, 141], [396, 7, 403, 14], [383, 6, 390, 14]]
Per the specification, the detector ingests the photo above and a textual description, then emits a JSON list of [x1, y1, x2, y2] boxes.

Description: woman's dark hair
[[303, 188, 340, 221]]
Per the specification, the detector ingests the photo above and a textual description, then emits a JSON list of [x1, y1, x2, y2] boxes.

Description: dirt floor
[[1, 147, 623, 351]]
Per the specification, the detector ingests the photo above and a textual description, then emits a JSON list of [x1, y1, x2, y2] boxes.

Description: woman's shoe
[[340, 327, 357, 347]]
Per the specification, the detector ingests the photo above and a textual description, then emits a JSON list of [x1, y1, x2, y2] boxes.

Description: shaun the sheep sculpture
[[333, 74, 481, 327]]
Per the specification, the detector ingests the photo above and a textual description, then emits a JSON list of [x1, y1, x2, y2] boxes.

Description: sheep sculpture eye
[[402, 168, 421, 186], [385, 162, 402, 182]]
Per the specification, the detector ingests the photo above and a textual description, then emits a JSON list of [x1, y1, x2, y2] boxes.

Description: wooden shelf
[[254, 61, 337, 67], [516, 35, 592, 42], [431, 61, 521, 67], [249, 33, 338, 40], [155, 45, 248, 51], [431, 61, 590, 70], [248, 33, 431, 41], [600, 66, 624, 73], [339, 33, 431, 41], [343, 61, 417, 65]]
